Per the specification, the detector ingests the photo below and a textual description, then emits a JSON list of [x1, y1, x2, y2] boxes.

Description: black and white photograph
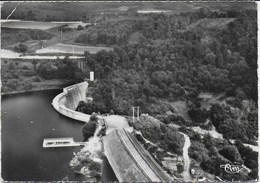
[[0, 1, 258, 182]]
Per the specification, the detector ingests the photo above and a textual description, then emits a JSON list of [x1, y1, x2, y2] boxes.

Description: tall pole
[[133, 107, 135, 123], [133, 106, 140, 123], [137, 107, 140, 120]]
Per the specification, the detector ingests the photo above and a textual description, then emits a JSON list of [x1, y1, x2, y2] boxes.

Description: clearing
[[187, 18, 236, 30]]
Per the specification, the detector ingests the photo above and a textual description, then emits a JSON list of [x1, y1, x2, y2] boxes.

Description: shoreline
[[1, 87, 63, 96], [1, 79, 74, 96]]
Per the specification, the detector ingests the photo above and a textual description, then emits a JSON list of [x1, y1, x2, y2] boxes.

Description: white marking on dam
[[43, 137, 85, 148]]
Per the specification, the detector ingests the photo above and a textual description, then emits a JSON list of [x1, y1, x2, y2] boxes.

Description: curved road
[[179, 132, 191, 182]]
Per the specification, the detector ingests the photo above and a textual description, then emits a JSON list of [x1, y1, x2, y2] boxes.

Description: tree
[[82, 117, 97, 141], [14, 43, 28, 53], [8, 62, 15, 70], [90, 113, 98, 121], [203, 133, 215, 149], [219, 145, 243, 164], [39, 40, 44, 48], [77, 25, 84, 30], [160, 123, 166, 133], [110, 109, 115, 115], [141, 80, 151, 101], [204, 52, 216, 65], [32, 60, 38, 70], [37, 62, 55, 79]]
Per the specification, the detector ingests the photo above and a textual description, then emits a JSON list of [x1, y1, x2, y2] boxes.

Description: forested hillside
[[78, 10, 257, 113], [1, 1, 257, 182], [75, 7, 257, 181]]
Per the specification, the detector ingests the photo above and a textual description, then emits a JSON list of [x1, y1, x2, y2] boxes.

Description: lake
[[1, 20, 92, 30], [1, 90, 117, 181], [0, 49, 84, 59]]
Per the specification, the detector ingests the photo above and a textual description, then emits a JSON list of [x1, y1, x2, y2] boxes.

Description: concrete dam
[[104, 129, 173, 182], [52, 81, 91, 122], [52, 82, 173, 181]]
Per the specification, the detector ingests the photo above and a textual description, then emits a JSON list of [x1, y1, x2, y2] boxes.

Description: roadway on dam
[[104, 115, 131, 134], [103, 116, 172, 182]]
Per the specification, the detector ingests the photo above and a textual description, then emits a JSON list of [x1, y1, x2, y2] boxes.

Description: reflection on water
[[1, 90, 117, 181]]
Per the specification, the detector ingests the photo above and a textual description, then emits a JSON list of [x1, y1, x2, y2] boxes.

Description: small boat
[[52, 128, 55, 131], [30, 121, 34, 124]]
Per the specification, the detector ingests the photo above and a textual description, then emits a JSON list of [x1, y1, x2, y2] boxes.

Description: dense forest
[[78, 9, 257, 113], [1, 2, 257, 182], [75, 8, 257, 181], [2, 3, 257, 181]]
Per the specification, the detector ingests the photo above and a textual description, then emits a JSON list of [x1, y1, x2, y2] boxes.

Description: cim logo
[[220, 163, 243, 174]]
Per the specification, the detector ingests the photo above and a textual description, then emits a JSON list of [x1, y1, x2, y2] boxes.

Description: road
[[103, 115, 172, 181], [104, 115, 131, 134], [179, 132, 191, 181], [104, 129, 172, 182]]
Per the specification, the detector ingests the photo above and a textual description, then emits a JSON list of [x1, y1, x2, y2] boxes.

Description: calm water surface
[[1, 90, 117, 181]]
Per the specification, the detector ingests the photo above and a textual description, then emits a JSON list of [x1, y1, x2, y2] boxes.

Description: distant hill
[[190, 2, 257, 12], [1, 2, 256, 22]]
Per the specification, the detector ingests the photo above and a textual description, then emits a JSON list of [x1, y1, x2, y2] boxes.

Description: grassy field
[[187, 18, 236, 30], [35, 43, 113, 55], [170, 101, 191, 121]]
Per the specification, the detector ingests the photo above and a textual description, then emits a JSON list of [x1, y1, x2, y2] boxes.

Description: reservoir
[[1, 90, 117, 181]]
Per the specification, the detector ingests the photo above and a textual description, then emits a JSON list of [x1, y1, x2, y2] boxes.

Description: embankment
[[52, 81, 90, 122]]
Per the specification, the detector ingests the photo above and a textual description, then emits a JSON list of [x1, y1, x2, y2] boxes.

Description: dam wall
[[52, 81, 90, 123], [104, 129, 150, 182], [104, 129, 173, 182]]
